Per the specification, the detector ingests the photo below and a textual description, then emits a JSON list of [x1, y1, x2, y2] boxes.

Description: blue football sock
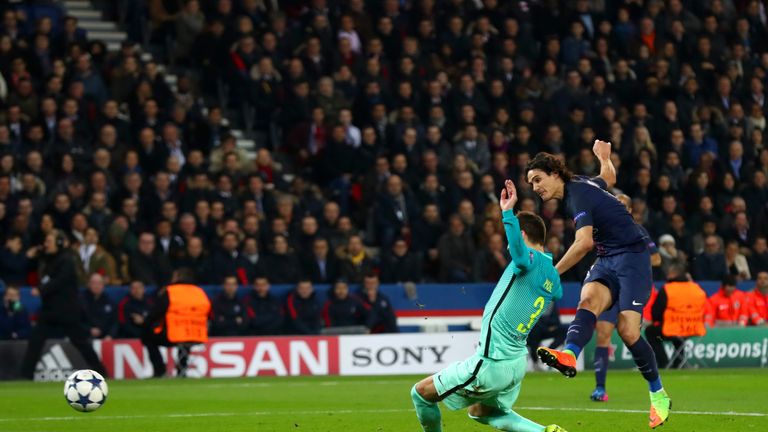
[[564, 309, 597, 359], [594, 346, 609, 389], [411, 385, 442, 431], [627, 338, 663, 392]]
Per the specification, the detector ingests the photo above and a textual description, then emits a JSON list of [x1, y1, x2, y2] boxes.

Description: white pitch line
[[0, 406, 766, 422], [515, 406, 768, 417], [0, 408, 411, 422]]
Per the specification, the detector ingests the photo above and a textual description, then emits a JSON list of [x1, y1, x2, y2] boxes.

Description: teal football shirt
[[476, 209, 563, 360]]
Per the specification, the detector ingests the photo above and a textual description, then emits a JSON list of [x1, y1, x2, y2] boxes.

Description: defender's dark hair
[[525, 152, 573, 182], [517, 211, 546, 246]]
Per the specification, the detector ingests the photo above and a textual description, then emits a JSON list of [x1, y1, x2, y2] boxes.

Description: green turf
[[0, 369, 766, 432]]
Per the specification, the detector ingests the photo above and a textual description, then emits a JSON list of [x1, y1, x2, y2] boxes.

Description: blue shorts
[[597, 303, 618, 324], [584, 249, 652, 315]]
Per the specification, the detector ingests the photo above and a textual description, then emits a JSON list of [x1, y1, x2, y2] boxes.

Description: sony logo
[[352, 345, 450, 367]]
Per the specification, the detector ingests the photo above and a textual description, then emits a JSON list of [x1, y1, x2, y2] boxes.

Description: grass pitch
[[0, 369, 766, 432]]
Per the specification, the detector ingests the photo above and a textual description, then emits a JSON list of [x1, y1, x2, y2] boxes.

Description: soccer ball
[[63, 369, 108, 412]]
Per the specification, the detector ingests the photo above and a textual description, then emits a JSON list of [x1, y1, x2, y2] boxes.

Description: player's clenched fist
[[593, 139, 611, 161]]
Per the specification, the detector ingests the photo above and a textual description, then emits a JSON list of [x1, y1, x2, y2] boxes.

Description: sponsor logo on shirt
[[573, 211, 587, 222]]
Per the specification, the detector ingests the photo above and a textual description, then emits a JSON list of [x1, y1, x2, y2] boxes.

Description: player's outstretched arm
[[499, 179, 532, 271], [554, 225, 594, 275], [593, 139, 616, 189]]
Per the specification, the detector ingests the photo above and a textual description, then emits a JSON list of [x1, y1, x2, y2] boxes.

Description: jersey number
[[517, 296, 545, 334]]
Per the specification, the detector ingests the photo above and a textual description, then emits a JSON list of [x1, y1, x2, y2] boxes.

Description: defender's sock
[[411, 385, 442, 432]]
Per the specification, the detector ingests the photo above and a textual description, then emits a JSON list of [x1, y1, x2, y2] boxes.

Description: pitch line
[[516, 406, 768, 417], [1, 406, 766, 422]]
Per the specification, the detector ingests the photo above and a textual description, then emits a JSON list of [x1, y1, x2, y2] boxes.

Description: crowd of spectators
[[1, 270, 398, 339], [2, 0, 768, 335]]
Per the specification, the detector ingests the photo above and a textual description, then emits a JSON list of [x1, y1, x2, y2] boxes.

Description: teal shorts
[[433, 353, 527, 411]]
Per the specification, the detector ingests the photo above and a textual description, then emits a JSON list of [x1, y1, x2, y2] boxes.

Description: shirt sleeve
[[568, 185, 594, 230], [638, 226, 659, 254], [502, 209, 534, 272], [589, 176, 609, 191], [553, 278, 564, 301]]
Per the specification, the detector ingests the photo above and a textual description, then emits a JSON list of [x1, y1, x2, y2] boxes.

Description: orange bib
[[662, 282, 707, 337], [165, 284, 211, 343]]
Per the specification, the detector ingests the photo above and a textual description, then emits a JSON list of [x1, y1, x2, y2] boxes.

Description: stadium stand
[[2, 0, 768, 340]]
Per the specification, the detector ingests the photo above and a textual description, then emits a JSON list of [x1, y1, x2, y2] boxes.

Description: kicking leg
[[411, 376, 443, 432], [538, 281, 612, 377], [618, 311, 671, 428]]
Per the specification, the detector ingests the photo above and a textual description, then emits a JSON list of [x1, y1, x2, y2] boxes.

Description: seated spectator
[[374, 174, 419, 248], [80, 274, 117, 340], [322, 280, 366, 328], [657, 234, 687, 279], [705, 275, 748, 327], [412, 204, 445, 280], [339, 235, 375, 284], [210, 276, 248, 337], [301, 237, 339, 284], [360, 274, 398, 334], [0, 286, 31, 340], [285, 280, 322, 335], [211, 232, 253, 285], [76, 227, 119, 285], [245, 277, 284, 336], [174, 236, 212, 284], [118, 280, 152, 338], [0, 235, 30, 286], [691, 217, 722, 256], [724, 239, 751, 281], [263, 234, 301, 284], [380, 238, 422, 283], [437, 215, 475, 282], [129, 232, 173, 287], [645, 264, 707, 368], [692, 234, 728, 281], [745, 271, 768, 326], [749, 237, 768, 275], [473, 233, 510, 282]]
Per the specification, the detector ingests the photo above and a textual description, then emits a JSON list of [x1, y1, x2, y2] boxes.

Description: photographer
[[20, 232, 107, 379]]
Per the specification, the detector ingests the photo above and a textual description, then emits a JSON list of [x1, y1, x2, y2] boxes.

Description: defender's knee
[[413, 381, 428, 398], [467, 403, 492, 420]]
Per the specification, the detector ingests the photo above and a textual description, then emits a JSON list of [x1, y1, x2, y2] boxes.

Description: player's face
[[527, 169, 561, 201]]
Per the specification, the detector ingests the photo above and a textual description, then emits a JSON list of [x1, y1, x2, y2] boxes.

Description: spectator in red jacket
[[285, 280, 322, 335], [705, 275, 748, 327], [744, 271, 768, 325], [118, 280, 152, 338], [322, 280, 366, 328], [210, 276, 248, 336]]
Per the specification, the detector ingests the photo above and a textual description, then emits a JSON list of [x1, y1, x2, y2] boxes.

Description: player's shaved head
[[517, 211, 546, 246]]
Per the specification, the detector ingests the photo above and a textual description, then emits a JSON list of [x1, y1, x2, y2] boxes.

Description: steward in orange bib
[[644, 264, 707, 368], [142, 268, 211, 378]]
